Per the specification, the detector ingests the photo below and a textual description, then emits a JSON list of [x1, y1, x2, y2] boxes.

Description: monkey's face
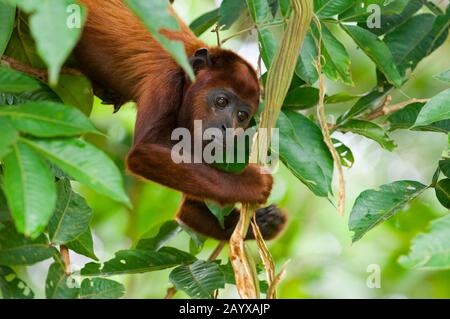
[[179, 48, 261, 147]]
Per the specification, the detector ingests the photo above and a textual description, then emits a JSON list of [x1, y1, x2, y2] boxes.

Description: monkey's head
[[178, 48, 261, 145]]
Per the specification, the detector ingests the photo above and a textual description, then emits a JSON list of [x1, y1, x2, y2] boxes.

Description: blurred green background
[[23, 0, 450, 298]]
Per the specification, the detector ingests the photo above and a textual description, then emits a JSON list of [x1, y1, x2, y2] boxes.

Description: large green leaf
[[3, 141, 56, 237], [277, 110, 333, 197], [22, 137, 131, 207], [0, 88, 60, 106], [189, 9, 220, 36], [0, 2, 15, 56], [10, 0, 87, 85], [45, 261, 79, 299], [435, 179, 450, 209], [384, 14, 449, 77], [0, 66, 42, 93], [295, 31, 319, 85], [52, 74, 94, 116], [339, 119, 396, 151], [80, 278, 125, 299], [219, 0, 246, 30], [0, 102, 99, 137], [314, 0, 353, 18], [136, 220, 181, 251], [388, 102, 449, 134], [342, 25, 402, 87], [0, 223, 57, 265], [0, 265, 34, 299], [169, 260, 225, 299], [0, 118, 18, 160], [125, 0, 194, 81], [81, 247, 196, 276], [283, 86, 320, 110], [66, 228, 98, 261], [414, 89, 450, 128], [319, 24, 353, 86], [259, 28, 278, 67], [359, 0, 423, 36], [349, 181, 427, 242], [339, 0, 409, 22], [246, 0, 270, 24], [399, 214, 450, 270], [48, 179, 92, 245]]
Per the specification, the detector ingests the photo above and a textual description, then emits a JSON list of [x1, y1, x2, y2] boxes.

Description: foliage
[[0, 0, 448, 299]]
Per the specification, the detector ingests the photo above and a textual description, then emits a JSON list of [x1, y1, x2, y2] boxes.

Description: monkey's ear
[[190, 48, 212, 74]]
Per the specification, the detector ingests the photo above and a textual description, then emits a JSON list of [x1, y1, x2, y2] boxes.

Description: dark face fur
[[178, 48, 261, 144]]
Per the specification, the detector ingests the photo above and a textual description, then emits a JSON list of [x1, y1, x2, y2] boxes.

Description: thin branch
[[164, 241, 226, 299], [220, 20, 286, 45], [1, 55, 81, 83], [59, 245, 71, 275], [366, 97, 430, 121], [314, 16, 346, 216]]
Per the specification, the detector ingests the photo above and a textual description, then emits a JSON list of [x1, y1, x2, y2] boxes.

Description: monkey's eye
[[215, 96, 228, 108], [237, 111, 249, 122]]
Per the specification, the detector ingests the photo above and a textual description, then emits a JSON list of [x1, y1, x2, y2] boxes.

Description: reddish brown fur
[[75, 0, 285, 240]]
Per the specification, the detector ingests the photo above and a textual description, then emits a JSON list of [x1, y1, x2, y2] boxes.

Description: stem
[[164, 241, 226, 299], [60, 245, 71, 275], [221, 20, 286, 45], [366, 98, 430, 121]]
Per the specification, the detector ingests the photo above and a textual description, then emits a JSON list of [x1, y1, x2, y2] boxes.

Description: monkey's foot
[[246, 205, 287, 240], [94, 87, 125, 113]]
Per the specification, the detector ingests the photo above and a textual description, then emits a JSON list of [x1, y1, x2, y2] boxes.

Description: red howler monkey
[[74, 0, 286, 240]]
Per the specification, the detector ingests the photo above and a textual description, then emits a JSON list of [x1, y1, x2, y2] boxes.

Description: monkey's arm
[[127, 141, 272, 206]]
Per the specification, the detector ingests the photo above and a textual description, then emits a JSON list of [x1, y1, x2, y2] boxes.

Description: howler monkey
[[75, 0, 286, 240]]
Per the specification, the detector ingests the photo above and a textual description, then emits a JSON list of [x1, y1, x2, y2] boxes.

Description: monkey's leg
[[176, 196, 287, 240]]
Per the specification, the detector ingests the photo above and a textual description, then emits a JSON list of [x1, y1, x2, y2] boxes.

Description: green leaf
[[259, 28, 278, 67], [22, 137, 131, 208], [66, 228, 98, 261], [314, 0, 353, 18], [219, 0, 246, 30], [399, 214, 450, 270], [333, 138, 354, 168], [295, 31, 319, 85], [319, 24, 353, 86], [246, 0, 270, 24], [0, 66, 42, 93], [51, 75, 94, 116], [25, 0, 86, 85], [435, 179, 450, 209], [0, 265, 34, 299], [3, 141, 56, 237], [0, 223, 57, 265], [337, 85, 392, 123], [339, 119, 396, 151], [189, 9, 220, 36], [349, 180, 427, 242], [325, 92, 360, 104], [169, 260, 225, 299], [277, 110, 333, 197], [359, 0, 423, 36], [435, 69, 450, 83], [0, 3, 15, 56], [439, 160, 450, 178], [205, 201, 235, 229], [414, 89, 450, 128], [387, 102, 449, 134], [283, 87, 320, 110], [339, 0, 409, 22], [48, 179, 92, 245], [125, 0, 194, 81], [342, 25, 402, 87], [80, 278, 125, 299], [0, 118, 18, 160], [0, 102, 99, 137], [136, 220, 181, 251], [385, 8, 450, 77], [45, 261, 79, 299], [81, 247, 196, 276], [0, 88, 61, 106]]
